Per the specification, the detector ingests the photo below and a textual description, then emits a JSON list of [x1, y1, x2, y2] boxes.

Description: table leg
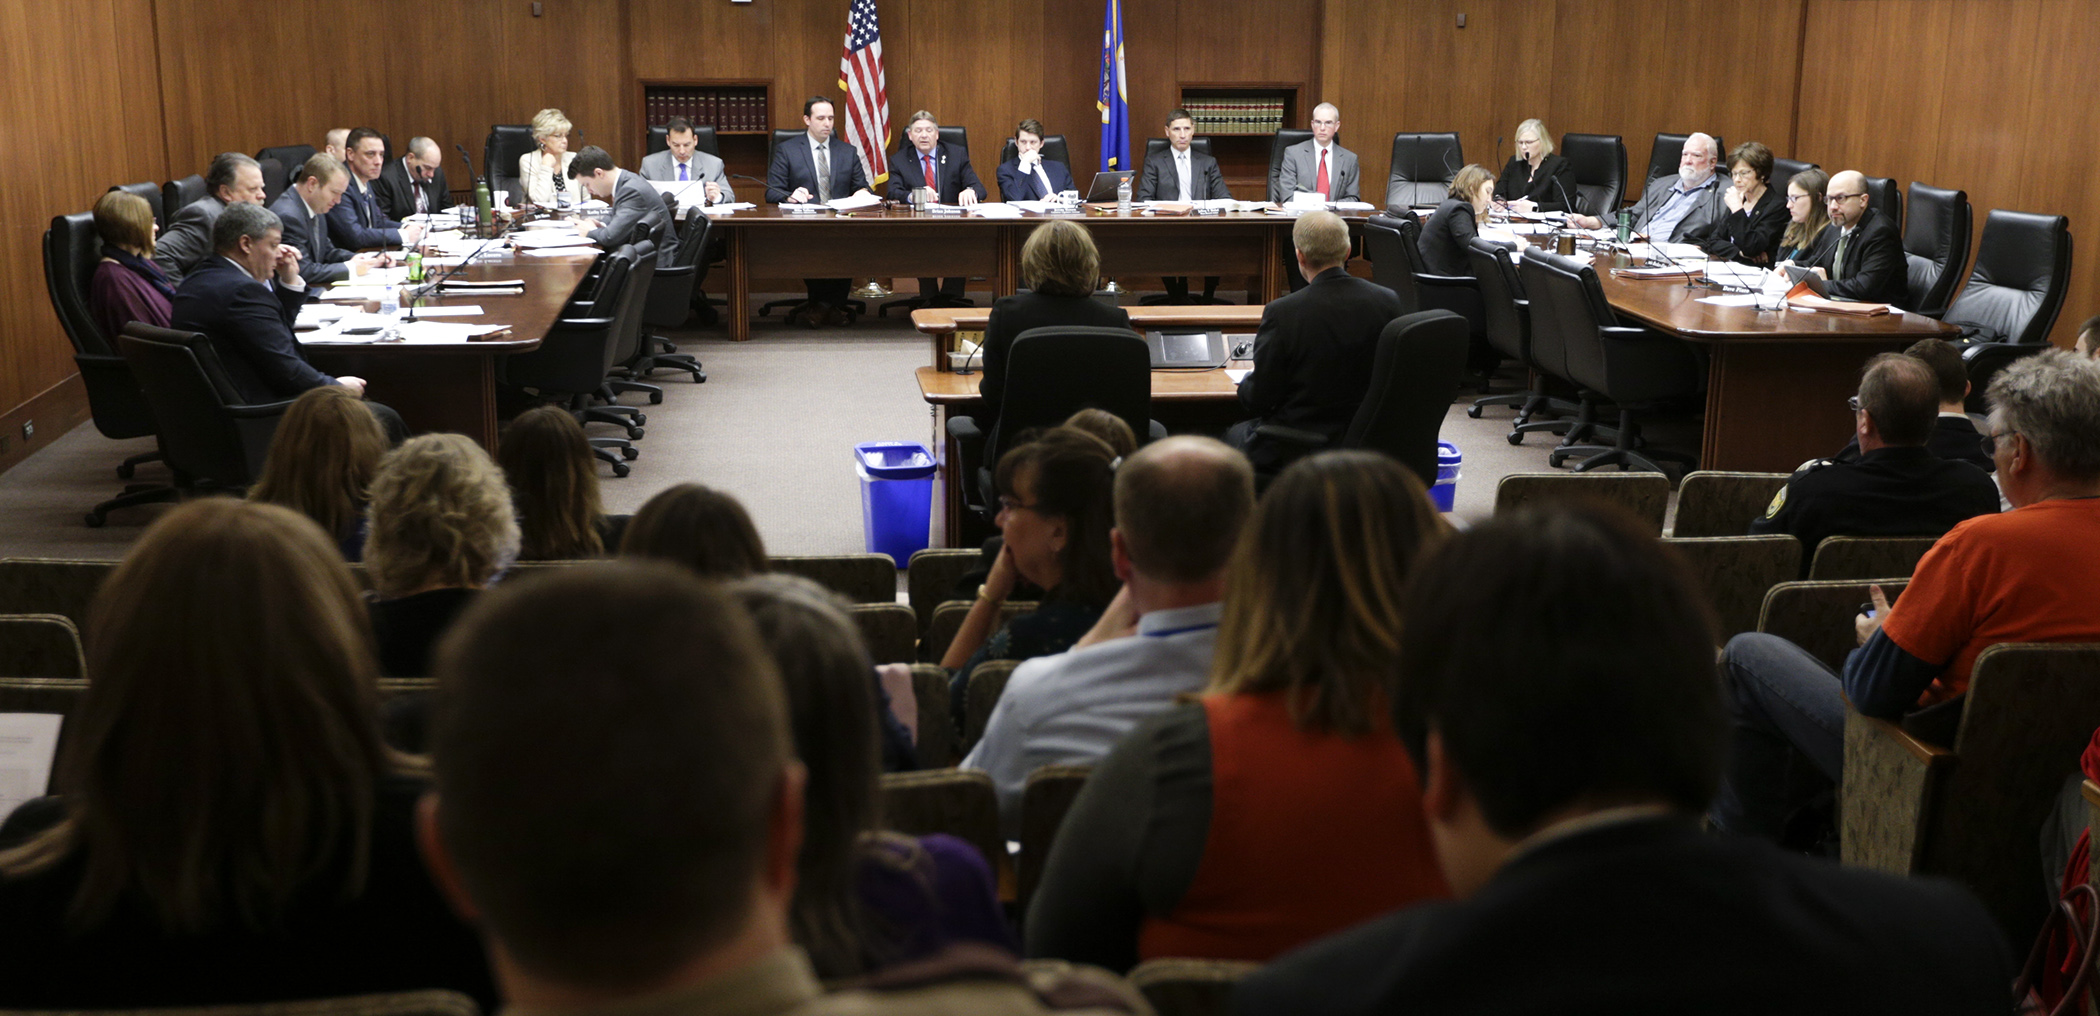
[[725, 225, 751, 342]]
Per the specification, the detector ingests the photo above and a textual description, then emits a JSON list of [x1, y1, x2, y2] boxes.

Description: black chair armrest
[[1253, 423, 1328, 448], [1416, 272, 1480, 290], [1602, 325, 1660, 342], [653, 263, 695, 280], [227, 399, 297, 419], [548, 315, 617, 332], [946, 415, 983, 443]]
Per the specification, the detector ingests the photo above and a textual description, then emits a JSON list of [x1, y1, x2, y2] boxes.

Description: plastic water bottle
[[1116, 174, 1132, 215], [379, 284, 399, 316]]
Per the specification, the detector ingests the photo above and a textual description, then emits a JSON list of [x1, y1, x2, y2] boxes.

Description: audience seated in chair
[[419, 561, 1146, 1015], [724, 574, 1012, 977], [0, 499, 494, 1009], [88, 190, 173, 343], [1026, 451, 1452, 971], [1233, 501, 2013, 1015], [365, 434, 518, 679], [965, 436, 1254, 836], [1827, 338, 1993, 473], [248, 386, 391, 561], [1748, 352, 1997, 570], [942, 428, 1120, 730], [620, 482, 767, 578], [498, 405, 628, 561], [944, 409, 1138, 606], [1713, 350, 2100, 842]]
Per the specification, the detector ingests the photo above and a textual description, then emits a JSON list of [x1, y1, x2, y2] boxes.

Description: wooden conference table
[[302, 251, 598, 450], [708, 205, 1299, 342]]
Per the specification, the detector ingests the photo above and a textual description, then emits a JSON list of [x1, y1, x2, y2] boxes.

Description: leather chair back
[[998, 134, 1072, 171], [1466, 237, 1530, 365], [1943, 209, 2072, 347], [1361, 214, 1423, 314], [163, 175, 207, 218], [1268, 128, 1314, 203], [645, 215, 707, 329], [256, 144, 318, 176], [1386, 132, 1463, 207], [485, 124, 537, 198], [117, 323, 289, 487], [507, 252, 634, 395], [1770, 158, 1816, 200], [1902, 182, 1971, 317], [645, 124, 720, 159], [108, 182, 165, 229], [647, 124, 668, 155], [767, 128, 805, 179], [1863, 176, 1902, 228], [1344, 310, 1469, 485], [1531, 249, 1701, 406], [1645, 133, 1724, 185], [607, 242, 659, 372], [1560, 133, 1625, 217], [1517, 248, 1592, 386], [993, 326, 1151, 466], [257, 157, 288, 205], [44, 212, 106, 356], [938, 125, 968, 155]]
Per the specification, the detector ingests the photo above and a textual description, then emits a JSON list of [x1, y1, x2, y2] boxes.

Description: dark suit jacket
[[587, 170, 671, 251], [373, 157, 450, 221], [1493, 154, 1578, 212], [152, 195, 227, 285], [1807, 206, 1907, 306], [169, 257, 335, 403], [327, 178, 403, 250], [996, 158, 1076, 202], [765, 134, 870, 203], [978, 291, 1132, 428], [1417, 197, 1482, 277], [885, 142, 987, 204], [1690, 185, 1789, 264], [1237, 266, 1403, 472], [1836, 413, 1994, 473], [1233, 817, 2012, 1016], [1134, 146, 1228, 202], [268, 189, 353, 286]]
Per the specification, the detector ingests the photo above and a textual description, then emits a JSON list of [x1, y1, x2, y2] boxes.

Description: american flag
[[838, 0, 890, 186]]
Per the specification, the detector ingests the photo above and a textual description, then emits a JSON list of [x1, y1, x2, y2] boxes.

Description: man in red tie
[[887, 110, 986, 306], [1277, 102, 1360, 204]]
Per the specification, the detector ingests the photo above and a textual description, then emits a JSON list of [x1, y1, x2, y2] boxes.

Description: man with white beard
[[1568, 131, 1726, 243]]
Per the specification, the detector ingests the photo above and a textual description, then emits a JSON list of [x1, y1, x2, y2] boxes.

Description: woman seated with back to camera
[[1025, 450, 1453, 972], [1690, 141, 1789, 265], [519, 108, 578, 208], [1493, 118, 1579, 214], [619, 482, 769, 578], [1773, 167, 1831, 266], [1419, 163, 1525, 278], [0, 499, 492, 1009], [248, 386, 391, 561], [88, 190, 173, 343], [975, 220, 1130, 444], [364, 434, 520, 680], [498, 405, 628, 560]]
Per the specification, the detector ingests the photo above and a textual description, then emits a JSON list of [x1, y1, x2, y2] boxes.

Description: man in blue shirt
[[1569, 132, 1726, 243]]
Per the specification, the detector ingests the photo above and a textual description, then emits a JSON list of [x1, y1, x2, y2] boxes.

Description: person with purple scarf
[[88, 190, 174, 343]]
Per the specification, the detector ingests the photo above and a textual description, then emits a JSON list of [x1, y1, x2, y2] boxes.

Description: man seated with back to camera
[[1749, 352, 1998, 571], [1233, 502, 2013, 1015], [1826, 338, 1993, 472]]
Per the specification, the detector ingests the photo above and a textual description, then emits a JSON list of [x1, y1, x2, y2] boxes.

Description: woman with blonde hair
[[88, 189, 173, 342], [1492, 118, 1578, 213], [364, 434, 519, 677], [619, 482, 768, 578], [497, 405, 625, 560], [0, 499, 491, 1007], [976, 220, 1131, 437], [1026, 450, 1453, 971], [249, 386, 390, 560], [519, 108, 578, 207]]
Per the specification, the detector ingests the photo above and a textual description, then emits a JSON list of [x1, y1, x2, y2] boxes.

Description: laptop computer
[[1084, 170, 1134, 204]]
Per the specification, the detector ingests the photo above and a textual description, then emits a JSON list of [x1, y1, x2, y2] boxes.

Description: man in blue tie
[[887, 110, 985, 306], [328, 128, 426, 251], [638, 117, 733, 206]]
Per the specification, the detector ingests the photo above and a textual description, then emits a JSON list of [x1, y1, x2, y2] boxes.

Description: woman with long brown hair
[[619, 482, 768, 578], [0, 499, 491, 1007], [248, 385, 391, 560], [498, 405, 625, 560]]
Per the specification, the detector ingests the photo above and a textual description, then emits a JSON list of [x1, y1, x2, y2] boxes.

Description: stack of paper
[[967, 203, 1024, 219], [826, 192, 882, 211], [0, 714, 61, 821], [699, 202, 757, 215], [511, 231, 598, 250]]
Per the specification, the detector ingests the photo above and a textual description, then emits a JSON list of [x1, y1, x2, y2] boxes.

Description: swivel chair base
[[85, 482, 180, 528], [880, 292, 976, 317]]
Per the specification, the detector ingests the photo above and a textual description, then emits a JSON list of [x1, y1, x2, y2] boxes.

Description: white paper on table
[[826, 192, 882, 210], [328, 266, 413, 288], [393, 321, 510, 343], [1006, 200, 1058, 214], [1328, 200, 1376, 211], [522, 246, 599, 257], [510, 231, 598, 250], [396, 304, 484, 317], [574, 199, 610, 212], [1478, 226, 1521, 245], [700, 202, 757, 214], [648, 179, 709, 199], [1624, 242, 1709, 262], [0, 713, 62, 819], [1285, 191, 1327, 209], [1696, 294, 1763, 307], [779, 202, 831, 214], [967, 203, 1024, 219], [1224, 368, 1252, 384], [296, 304, 347, 326]]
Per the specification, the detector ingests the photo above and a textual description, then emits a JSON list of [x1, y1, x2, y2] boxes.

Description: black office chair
[[1945, 210, 2073, 412], [1372, 213, 1485, 370], [1362, 213, 1423, 313], [44, 212, 179, 526], [944, 326, 1152, 520], [646, 124, 721, 158], [1384, 133, 1462, 210], [759, 129, 868, 321], [1902, 182, 1972, 318], [1770, 158, 1816, 200], [633, 210, 708, 384], [1560, 133, 1625, 217], [1645, 133, 1723, 188], [256, 144, 317, 175], [484, 124, 536, 202], [882, 126, 980, 317], [106, 182, 165, 229], [163, 175, 207, 218], [1253, 310, 1469, 486], [1862, 176, 1902, 230], [503, 248, 648, 476], [997, 134, 1073, 185], [1266, 129, 1315, 204], [116, 324, 293, 491], [594, 241, 662, 434], [1465, 238, 1574, 435], [1523, 251, 1701, 475]]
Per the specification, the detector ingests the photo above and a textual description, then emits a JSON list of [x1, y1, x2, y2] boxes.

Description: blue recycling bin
[[1429, 441, 1461, 513], [855, 442, 936, 565]]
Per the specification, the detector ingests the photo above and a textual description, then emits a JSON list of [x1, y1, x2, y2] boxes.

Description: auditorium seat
[[848, 602, 917, 665], [1659, 535, 1801, 640], [770, 553, 899, 602], [879, 768, 1007, 881], [921, 599, 1037, 665], [1560, 133, 1625, 217], [1670, 471, 1790, 538], [1495, 472, 1671, 534], [1946, 209, 2072, 411], [0, 613, 86, 678], [107, 181, 165, 228], [1756, 578, 1910, 671], [1806, 534, 1938, 581], [1253, 311, 1469, 487], [1644, 132, 1724, 188], [1525, 251, 1700, 475], [1901, 182, 1971, 317], [1267, 128, 1314, 204], [961, 656, 1019, 753], [909, 662, 961, 767], [163, 174, 207, 218], [1384, 132, 1463, 209], [117, 323, 292, 491], [1862, 175, 1902, 228], [1017, 764, 1092, 912], [906, 548, 980, 633], [1129, 959, 1261, 1016], [0, 559, 115, 638]]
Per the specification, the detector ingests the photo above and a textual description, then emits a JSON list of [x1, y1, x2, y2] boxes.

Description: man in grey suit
[[570, 146, 670, 253], [1275, 102, 1359, 203], [639, 117, 733, 206], [154, 152, 268, 285], [1570, 131, 1726, 243], [1136, 109, 1231, 304]]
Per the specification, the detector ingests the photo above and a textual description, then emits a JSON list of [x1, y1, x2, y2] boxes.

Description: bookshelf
[[637, 79, 774, 185], [1177, 82, 1301, 197]]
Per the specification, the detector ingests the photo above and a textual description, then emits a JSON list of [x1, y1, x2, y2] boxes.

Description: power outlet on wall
[[19, 420, 31, 441]]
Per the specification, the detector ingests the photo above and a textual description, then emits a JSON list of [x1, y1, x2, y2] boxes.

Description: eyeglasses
[[1827, 192, 1867, 204], [1784, 193, 1811, 204], [1981, 429, 2019, 457], [996, 495, 1045, 516], [1846, 395, 1863, 412]]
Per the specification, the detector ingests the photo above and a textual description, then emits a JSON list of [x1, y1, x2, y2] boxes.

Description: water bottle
[[474, 178, 495, 233], [1116, 174, 1132, 215], [379, 284, 399, 316]]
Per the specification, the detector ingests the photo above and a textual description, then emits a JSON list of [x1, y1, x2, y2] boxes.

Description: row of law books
[[644, 89, 768, 133], [1183, 98, 1287, 135]]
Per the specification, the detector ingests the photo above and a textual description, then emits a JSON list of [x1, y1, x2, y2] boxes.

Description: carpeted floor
[[0, 293, 1688, 561]]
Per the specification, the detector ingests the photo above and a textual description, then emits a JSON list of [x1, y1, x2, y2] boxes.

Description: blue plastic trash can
[[855, 442, 937, 565], [1429, 442, 1461, 512]]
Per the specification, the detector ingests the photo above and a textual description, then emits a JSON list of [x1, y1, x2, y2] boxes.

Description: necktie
[[1316, 148, 1331, 199], [414, 178, 427, 214], [1834, 231, 1850, 278], [678, 162, 688, 182], [923, 153, 935, 190], [816, 145, 831, 202], [1177, 151, 1191, 202]]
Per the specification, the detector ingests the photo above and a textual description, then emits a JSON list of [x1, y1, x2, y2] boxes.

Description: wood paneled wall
[[0, 0, 2088, 478]]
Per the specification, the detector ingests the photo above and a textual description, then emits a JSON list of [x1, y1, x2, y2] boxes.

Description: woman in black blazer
[[1419, 163, 1517, 278], [977, 220, 1130, 434], [1493, 118, 1580, 213], [1693, 141, 1791, 265]]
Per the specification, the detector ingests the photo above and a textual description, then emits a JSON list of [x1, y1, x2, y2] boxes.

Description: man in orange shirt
[[1711, 349, 2100, 841]]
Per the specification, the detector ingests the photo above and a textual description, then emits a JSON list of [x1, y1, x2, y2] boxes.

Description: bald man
[[1570, 132, 1726, 242], [1793, 169, 1907, 307]]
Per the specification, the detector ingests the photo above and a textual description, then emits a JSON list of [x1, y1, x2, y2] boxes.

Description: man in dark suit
[[569, 145, 670, 252], [329, 128, 426, 251], [373, 136, 450, 222], [1136, 109, 1231, 304], [765, 96, 873, 326], [1229, 211, 1401, 474], [269, 154, 383, 287], [1234, 502, 2013, 1016], [995, 118, 1075, 202], [155, 152, 267, 285], [886, 109, 986, 304], [1800, 169, 1907, 306]]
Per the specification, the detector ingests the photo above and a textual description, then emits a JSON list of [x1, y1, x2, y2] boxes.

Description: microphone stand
[[403, 215, 517, 321]]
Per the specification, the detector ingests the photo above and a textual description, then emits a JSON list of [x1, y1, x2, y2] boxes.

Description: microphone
[[404, 214, 519, 319], [1495, 135, 1505, 171], [955, 336, 984, 376], [1553, 173, 1580, 218], [455, 142, 479, 183]]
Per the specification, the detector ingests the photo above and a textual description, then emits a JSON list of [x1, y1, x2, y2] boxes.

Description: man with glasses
[[1750, 353, 1998, 571], [1800, 169, 1906, 306], [1278, 103, 1358, 203], [1712, 350, 2100, 845], [1568, 132, 1726, 242]]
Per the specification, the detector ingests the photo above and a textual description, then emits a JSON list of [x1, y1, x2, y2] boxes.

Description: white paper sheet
[[1225, 368, 1252, 384], [510, 231, 598, 250], [0, 713, 63, 819], [699, 202, 757, 215], [825, 192, 882, 210], [966, 203, 1024, 219], [1696, 294, 1763, 307]]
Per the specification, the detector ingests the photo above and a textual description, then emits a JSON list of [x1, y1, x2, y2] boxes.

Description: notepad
[[0, 713, 61, 821]]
